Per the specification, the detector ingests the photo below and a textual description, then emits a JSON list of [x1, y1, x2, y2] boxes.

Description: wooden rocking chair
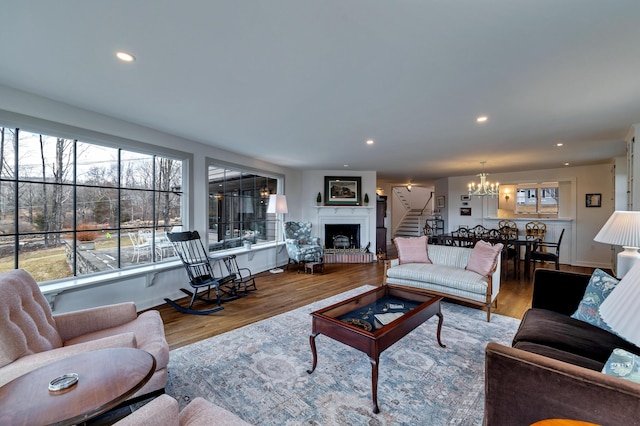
[[223, 254, 257, 294], [165, 230, 239, 315]]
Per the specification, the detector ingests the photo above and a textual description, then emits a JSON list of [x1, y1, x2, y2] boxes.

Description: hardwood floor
[[156, 259, 600, 351]]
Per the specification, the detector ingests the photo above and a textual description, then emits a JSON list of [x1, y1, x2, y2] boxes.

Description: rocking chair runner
[[165, 230, 239, 315]]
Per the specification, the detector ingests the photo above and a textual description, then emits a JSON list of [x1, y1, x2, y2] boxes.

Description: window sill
[[39, 260, 185, 309], [39, 242, 285, 309]]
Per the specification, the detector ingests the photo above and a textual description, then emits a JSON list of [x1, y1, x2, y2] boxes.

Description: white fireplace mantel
[[315, 206, 374, 249]]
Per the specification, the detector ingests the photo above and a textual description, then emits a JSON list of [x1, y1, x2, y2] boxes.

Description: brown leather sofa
[[484, 269, 640, 425], [0, 269, 169, 400]]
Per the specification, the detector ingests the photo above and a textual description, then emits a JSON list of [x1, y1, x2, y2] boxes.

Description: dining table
[[434, 234, 538, 279]]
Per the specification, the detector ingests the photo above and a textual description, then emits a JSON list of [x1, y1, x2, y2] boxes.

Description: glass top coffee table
[[307, 284, 445, 413]]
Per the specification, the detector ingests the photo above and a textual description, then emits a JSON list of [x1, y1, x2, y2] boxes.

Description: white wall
[[300, 170, 377, 249], [441, 163, 615, 269]]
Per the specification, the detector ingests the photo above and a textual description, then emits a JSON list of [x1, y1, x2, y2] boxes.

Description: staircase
[[394, 209, 424, 238]]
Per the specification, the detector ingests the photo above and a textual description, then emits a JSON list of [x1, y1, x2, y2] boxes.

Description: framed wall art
[[586, 193, 601, 208], [324, 176, 362, 206], [460, 207, 472, 216], [436, 196, 445, 209]]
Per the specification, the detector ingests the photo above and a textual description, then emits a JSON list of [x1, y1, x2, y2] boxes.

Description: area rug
[[165, 285, 521, 425]]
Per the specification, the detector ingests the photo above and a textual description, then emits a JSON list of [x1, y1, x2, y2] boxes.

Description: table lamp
[[594, 210, 640, 278], [267, 194, 288, 273], [599, 260, 640, 347]]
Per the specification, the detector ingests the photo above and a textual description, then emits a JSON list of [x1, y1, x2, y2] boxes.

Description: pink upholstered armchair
[[115, 394, 251, 426], [0, 269, 169, 400]]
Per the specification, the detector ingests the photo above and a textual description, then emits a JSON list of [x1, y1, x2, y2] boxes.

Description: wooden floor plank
[[156, 260, 600, 351]]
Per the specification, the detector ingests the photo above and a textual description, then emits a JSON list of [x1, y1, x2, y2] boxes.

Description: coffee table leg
[[370, 356, 380, 414], [307, 333, 319, 374], [436, 312, 446, 348]]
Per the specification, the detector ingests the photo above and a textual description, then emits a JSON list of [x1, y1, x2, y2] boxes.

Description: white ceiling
[[1, 1, 638, 186]]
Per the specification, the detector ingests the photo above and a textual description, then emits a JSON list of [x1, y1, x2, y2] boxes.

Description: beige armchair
[[0, 269, 169, 400], [115, 394, 251, 426]]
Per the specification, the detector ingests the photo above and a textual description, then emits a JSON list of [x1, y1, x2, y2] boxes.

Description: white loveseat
[[383, 242, 501, 321]]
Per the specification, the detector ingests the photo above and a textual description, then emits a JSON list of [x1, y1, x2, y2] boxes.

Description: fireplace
[[324, 224, 360, 249]]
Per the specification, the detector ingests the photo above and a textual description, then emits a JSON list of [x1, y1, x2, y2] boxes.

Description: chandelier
[[468, 162, 499, 197]]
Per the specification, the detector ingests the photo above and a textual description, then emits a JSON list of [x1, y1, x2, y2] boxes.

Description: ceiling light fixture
[[556, 143, 564, 147], [564, 162, 570, 166], [407, 183, 412, 192], [468, 162, 499, 197], [116, 51, 136, 62], [476, 116, 488, 123], [366, 139, 374, 145]]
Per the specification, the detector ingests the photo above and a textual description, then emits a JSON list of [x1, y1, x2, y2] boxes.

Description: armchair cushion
[[54, 302, 138, 342], [64, 309, 169, 373], [0, 269, 62, 368]]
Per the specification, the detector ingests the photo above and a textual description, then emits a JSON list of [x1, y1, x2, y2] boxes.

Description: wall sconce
[[504, 194, 510, 201]]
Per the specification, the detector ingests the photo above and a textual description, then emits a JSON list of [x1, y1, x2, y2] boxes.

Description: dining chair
[[499, 225, 520, 278], [526, 221, 547, 242], [469, 225, 488, 240], [451, 226, 474, 247], [423, 223, 437, 244], [530, 228, 564, 274]]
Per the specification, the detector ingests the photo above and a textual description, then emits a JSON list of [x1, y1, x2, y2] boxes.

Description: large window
[[208, 164, 278, 251], [515, 182, 559, 215], [0, 126, 183, 283]]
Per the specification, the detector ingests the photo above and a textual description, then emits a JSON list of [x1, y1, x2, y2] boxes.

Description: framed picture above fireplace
[[324, 176, 362, 206]]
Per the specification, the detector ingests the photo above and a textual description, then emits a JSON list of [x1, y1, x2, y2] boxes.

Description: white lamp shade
[[599, 260, 640, 347], [267, 194, 288, 214], [594, 211, 640, 247], [594, 211, 640, 278]]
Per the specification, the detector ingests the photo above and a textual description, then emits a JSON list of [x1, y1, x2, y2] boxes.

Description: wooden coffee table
[[0, 347, 156, 426], [307, 284, 445, 413]]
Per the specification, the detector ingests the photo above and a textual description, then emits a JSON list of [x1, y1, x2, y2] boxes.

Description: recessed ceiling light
[[344, 164, 349, 168], [366, 139, 374, 145], [564, 162, 570, 166], [476, 116, 488, 123], [556, 143, 564, 147], [116, 51, 136, 62]]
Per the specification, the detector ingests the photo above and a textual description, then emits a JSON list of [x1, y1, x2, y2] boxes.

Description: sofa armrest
[[115, 394, 179, 426], [531, 269, 591, 315], [484, 342, 640, 426], [383, 258, 400, 285], [54, 302, 138, 342], [0, 332, 136, 388]]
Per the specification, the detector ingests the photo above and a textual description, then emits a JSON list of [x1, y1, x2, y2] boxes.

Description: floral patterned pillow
[[571, 268, 619, 331]]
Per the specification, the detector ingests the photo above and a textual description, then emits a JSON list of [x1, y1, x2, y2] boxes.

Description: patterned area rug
[[166, 285, 520, 425]]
